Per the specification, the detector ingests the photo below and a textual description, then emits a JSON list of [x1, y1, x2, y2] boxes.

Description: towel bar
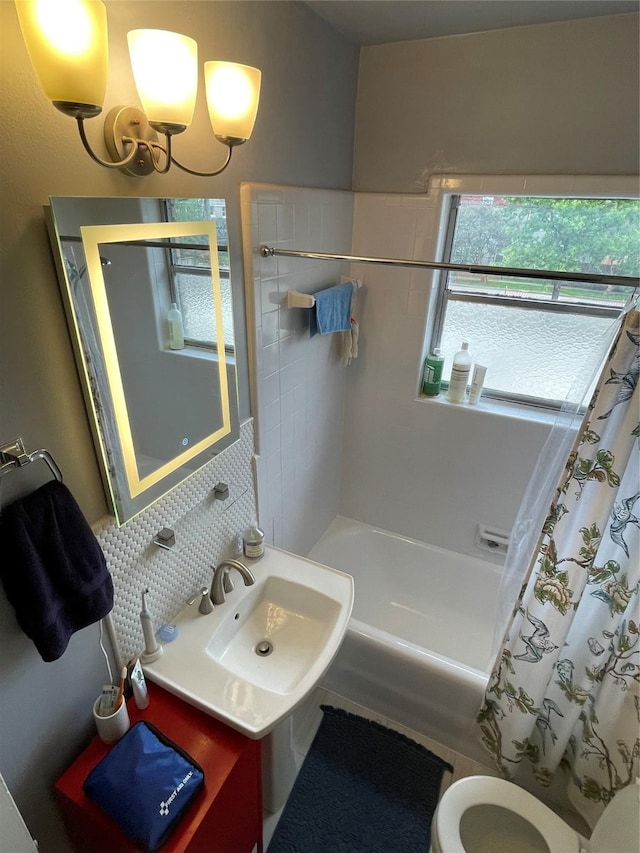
[[286, 279, 363, 310], [287, 290, 316, 309], [0, 437, 63, 483]]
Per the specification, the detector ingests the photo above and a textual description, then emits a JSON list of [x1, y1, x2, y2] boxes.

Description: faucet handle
[[209, 563, 235, 594], [187, 587, 214, 615]]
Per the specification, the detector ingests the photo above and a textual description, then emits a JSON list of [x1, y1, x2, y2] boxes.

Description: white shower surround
[[241, 183, 355, 556], [309, 516, 500, 762], [242, 179, 559, 560]]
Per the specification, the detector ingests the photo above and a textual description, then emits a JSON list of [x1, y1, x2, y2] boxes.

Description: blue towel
[[310, 282, 353, 336], [0, 480, 114, 661]]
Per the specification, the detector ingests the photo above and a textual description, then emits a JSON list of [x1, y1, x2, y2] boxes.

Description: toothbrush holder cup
[[92, 697, 130, 744]]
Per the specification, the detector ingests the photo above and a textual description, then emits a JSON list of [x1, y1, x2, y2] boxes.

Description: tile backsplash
[[95, 420, 256, 662]]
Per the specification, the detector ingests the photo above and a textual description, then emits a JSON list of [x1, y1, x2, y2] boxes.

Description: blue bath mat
[[268, 705, 453, 853]]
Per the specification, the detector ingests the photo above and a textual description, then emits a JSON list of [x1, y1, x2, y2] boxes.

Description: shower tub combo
[[308, 516, 503, 762]]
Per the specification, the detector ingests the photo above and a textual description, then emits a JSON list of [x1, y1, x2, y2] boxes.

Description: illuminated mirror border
[[81, 220, 231, 500]]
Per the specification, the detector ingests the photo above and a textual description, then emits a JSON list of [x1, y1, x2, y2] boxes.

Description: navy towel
[[0, 480, 113, 662], [310, 282, 353, 336]]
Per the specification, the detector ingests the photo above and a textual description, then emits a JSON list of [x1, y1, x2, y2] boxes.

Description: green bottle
[[422, 348, 444, 396]]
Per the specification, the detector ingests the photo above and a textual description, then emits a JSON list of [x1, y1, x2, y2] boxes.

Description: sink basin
[[143, 546, 353, 738], [208, 575, 342, 694]]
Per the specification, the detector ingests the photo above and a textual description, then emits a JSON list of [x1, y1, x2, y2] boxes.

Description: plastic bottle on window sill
[[243, 522, 265, 560], [421, 348, 444, 397], [447, 341, 472, 403], [167, 303, 185, 350], [468, 364, 487, 405]]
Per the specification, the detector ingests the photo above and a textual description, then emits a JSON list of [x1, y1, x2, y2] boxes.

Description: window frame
[[163, 198, 235, 354], [430, 190, 639, 410]]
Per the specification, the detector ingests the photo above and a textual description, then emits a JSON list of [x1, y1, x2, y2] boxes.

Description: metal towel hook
[[0, 437, 63, 483]]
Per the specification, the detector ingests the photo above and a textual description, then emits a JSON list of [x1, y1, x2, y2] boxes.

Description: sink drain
[[255, 639, 273, 657]]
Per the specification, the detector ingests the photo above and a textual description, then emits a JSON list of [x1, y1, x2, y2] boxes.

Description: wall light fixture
[[16, 0, 261, 177]]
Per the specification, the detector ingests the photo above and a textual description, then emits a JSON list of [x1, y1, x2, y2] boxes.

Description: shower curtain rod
[[259, 246, 639, 288]]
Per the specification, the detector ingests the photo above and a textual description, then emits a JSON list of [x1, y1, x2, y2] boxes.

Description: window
[[432, 194, 639, 407], [164, 198, 234, 350]]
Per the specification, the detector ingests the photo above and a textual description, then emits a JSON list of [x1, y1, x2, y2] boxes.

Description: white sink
[[143, 546, 353, 738]]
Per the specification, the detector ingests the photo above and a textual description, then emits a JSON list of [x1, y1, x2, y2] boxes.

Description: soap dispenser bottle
[[422, 348, 444, 397], [167, 302, 184, 350], [447, 341, 472, 403], [243, 522, 265, 560]]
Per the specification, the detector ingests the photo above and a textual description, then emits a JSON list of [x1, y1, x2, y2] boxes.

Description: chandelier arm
[[140, 137, 172, 174], [170, 143, 233, 177], [76, 117, 141, 169]]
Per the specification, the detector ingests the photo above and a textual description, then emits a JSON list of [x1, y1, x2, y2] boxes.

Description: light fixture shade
[[15, 0, 108, 116], [127, 29, 198, 133], [204, 61, 261, 143]]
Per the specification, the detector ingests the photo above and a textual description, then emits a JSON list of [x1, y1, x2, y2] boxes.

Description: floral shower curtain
[[478, 307, 639, 828]]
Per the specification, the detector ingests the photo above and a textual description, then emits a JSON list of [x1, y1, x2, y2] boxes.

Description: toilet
[[430, 775, 640, 853]]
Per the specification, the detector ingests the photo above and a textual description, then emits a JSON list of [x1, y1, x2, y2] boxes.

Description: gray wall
[[0, 2, 357, 848], [353, 13, 640, 192]]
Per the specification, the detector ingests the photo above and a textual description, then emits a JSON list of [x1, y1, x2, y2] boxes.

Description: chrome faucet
[[211, 559, 255, 605]]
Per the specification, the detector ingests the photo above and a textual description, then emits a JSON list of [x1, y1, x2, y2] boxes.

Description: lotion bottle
[[421, 348, 444, 397], [167, 302, 184, 350], [468, 364, 487, 405], [447, 341, 472, 403]]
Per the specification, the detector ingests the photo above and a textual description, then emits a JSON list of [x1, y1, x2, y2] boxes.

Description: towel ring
[[0, 438, 63, 483]]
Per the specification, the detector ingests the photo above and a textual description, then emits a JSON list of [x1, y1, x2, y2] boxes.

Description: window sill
[[416, 392, 562, 427], [164, 345, 236, 367]]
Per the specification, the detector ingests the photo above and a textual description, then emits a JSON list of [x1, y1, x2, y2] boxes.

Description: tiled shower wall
[[95, 420, 256, 662], [341, 180, 554, 555], [242, 178, 557, 559], [241, 184, 354, 556]]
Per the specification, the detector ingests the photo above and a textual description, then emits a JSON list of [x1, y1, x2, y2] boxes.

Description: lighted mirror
[[47, 197, 240, 524]]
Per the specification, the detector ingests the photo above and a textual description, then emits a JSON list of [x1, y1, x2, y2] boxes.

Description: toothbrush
[[140, 589, 157, 655], [114, 666, 127, 710], [140, 589, 164, 663]]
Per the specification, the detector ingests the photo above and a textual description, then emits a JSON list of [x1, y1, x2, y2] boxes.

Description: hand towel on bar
[[340, 278, 361, 364], [0, 480, 114, 661], [341, 318, 360, 364], [309, 282, 353, 336]]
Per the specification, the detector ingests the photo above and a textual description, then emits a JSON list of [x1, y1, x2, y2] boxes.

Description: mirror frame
[[46, 198, 240, 525], [82, 221, 230, 499]]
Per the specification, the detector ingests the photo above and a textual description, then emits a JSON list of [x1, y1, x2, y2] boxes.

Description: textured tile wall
[[96, 421, 256, 662], [238, 178, 552, 562]]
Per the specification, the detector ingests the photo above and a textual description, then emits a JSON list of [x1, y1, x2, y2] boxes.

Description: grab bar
[[0, 437, 63, 483]]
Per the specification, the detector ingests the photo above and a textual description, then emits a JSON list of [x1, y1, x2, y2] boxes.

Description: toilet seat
[[432, 775, 580, 853]]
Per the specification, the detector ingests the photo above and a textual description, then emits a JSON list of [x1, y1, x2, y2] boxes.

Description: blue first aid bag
[[83, 721, 205, 850]]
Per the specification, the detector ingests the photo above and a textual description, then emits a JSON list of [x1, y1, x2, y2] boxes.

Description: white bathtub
[[307, 516, 502, 762]]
